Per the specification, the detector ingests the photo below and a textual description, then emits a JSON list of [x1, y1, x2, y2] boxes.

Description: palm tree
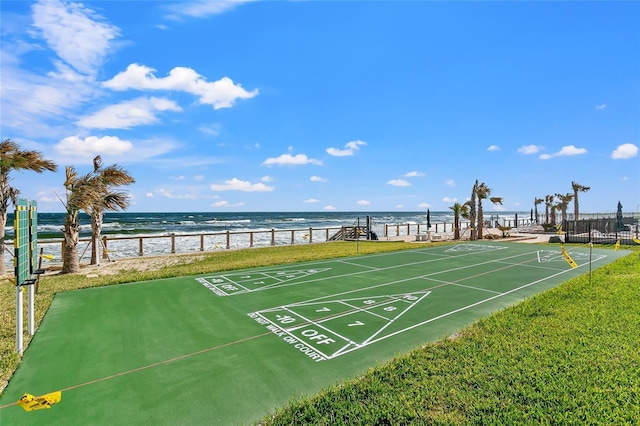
[[0, 139, 57, 275], [544, 194, 554, 225], [85, 156, 135, 265], [449, 202, 469, 240], [476, 182, 503, 239], [534, 197, 544, 225], [61, 167, 98, 274], [571, 181, 591, 220], [555, 193, 573, 228], [60, 157, 135, 273]]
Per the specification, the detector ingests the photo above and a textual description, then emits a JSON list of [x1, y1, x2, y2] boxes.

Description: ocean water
[[2, 211, 524, 267]]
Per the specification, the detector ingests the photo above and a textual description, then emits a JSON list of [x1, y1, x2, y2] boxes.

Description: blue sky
[[1, 0, 639, 214]]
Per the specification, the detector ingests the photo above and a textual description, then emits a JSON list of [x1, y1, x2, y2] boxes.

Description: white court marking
[[537, 249, 605, 265], [249, 291, 431, 360], [445, 244, 507, 253], [196, 243, 509, 296], [245, 246, 610, 360], [196, 268, 331, 296]]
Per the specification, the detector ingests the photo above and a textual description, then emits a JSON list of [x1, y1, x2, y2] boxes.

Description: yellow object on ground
[[17, 391, 61, 412], [561, 247, 578, 268]]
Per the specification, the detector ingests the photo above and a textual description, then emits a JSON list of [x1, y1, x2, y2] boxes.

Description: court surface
[[0, 242, 629, 425]]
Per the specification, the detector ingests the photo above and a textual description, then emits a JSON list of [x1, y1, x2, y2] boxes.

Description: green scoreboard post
[[14, 199, 38, 354]]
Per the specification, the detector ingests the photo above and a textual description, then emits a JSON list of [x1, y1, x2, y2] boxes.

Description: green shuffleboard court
[[0, 242, 629, 424]]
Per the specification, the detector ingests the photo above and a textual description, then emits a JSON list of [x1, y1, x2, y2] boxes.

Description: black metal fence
[[564, 217, 639, 244]]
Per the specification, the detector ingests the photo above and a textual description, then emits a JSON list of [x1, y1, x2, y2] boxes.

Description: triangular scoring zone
[[536, 250, 604, 264], [445, 244, 507, 253], [196, 268, 331, 296], [251, 291, 431, 360]]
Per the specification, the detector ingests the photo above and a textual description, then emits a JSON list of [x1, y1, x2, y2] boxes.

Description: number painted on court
[[275, 314, 296, 324]]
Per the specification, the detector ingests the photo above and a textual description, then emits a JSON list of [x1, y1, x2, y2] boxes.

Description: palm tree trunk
[[454, 214, 460, 240], [545, 203, 550, 225], [90, 211, 103, 265], [62, 217, 80, 274], [477, 199, 484, 239], [0, 213, 6, 276]]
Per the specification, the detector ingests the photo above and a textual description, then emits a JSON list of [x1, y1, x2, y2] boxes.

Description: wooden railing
[[5, 218, 536, 267]]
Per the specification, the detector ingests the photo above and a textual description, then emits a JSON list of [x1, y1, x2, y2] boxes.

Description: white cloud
[[261, 175, 273, 182], [446, 179, 456, 187], [213, 200, 245, 208], [418, 202, 430, 208], [487, 145, 500, 151], [357, 200, 370, 205], [193, 175, 204, 181], [121, 138, 180, 162], [210, 178, 274, 192], [310, 175, 328, 182], [199, 123, 221, 137], [539, 145, 587, 160], [404, 171, 425, 177], [326, 140, 366, 157], [146, 192, 154, 198], [263, 153, 322, 166], [0, 1, 120, 138], [156, 188, 197, 199], [36, 190, 58, 203], [387, 179, 410, 187], [517, 144, 544, 155], [77, 97, 181, 129], [324, 205, 336, 211], [103, 63, 258, 109], [611, 143, 638, 160], [165, 0, 254, 20], [395, 204, 404, 209], [55, 135, 133, 157], [170, 176, 186, 181], [31, 0, 120, 76], [2, 74, 91, 133], [595, 104, 607, 110], [304, 198, 320, 203], [442, 197, 458, 203]]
